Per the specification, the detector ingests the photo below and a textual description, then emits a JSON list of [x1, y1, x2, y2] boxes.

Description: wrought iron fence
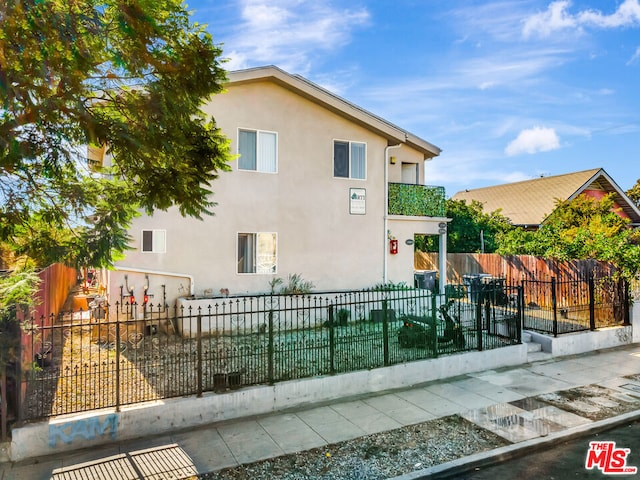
[[522, 275, 628, 336], [15, 287, 521, 422]]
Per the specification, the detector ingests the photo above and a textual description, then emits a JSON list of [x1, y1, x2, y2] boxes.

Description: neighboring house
[[99, 66, 449, 306], [452, 168, 640, 230]]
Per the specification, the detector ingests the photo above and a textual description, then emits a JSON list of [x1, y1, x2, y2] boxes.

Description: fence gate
[[521, 275, 628, 336]]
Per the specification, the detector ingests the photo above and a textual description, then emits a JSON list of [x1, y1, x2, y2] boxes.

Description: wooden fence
[[2, 263, 77, 441], [21, 264, 77, 378], [415, 252, 617, 285]]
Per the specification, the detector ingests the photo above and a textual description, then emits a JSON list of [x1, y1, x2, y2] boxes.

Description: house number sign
[[350, 188, 366, 215]]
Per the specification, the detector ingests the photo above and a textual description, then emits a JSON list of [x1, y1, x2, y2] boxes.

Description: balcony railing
[[388, 183, 446, 217]]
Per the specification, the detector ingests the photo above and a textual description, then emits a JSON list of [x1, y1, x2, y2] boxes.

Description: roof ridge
[[457, 168, 602, 194], [451, 167, 640, 227]]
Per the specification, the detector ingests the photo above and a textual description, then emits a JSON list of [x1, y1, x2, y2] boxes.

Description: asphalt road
[[452, 420, 640, 479]]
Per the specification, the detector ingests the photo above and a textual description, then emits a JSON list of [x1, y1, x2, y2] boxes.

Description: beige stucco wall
[[387, 216, 448, 286], [111, 80, 444, 304]]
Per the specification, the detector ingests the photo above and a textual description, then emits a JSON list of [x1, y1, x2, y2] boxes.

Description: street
[[453, 420, 640, 479]]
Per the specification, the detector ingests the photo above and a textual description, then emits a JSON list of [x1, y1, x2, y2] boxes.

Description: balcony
[[388, 183, 446, 217]]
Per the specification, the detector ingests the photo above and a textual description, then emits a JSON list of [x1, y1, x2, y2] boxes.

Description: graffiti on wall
[[49, 414, 118, 447]]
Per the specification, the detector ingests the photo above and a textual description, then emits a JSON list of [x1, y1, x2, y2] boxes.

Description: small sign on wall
[[350, 188, 366, 215]]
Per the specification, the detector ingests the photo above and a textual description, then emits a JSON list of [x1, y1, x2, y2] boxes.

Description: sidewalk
[[3, 344, 640, 479]]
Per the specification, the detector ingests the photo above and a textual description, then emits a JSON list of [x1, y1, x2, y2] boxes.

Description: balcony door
[[401, 162, 419, 184]]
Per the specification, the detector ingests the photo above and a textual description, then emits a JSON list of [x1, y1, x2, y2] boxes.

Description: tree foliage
[[416, 199, 512, 253], [626, 179, 640, 208], [497, 194, 640, 280], [0, 0, 233, 269], [0, 260, 40, 366]]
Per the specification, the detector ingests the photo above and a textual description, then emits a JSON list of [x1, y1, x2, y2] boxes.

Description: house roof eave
[[568, 168, 640, 223], [226, 66, 442, 159], [452, 168, 640, 226]]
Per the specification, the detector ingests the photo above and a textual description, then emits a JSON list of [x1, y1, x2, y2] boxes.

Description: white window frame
[[237, 232, 278, 274], [141, 229, 166, 253], [333, 139, 367, 180], [237, 128, 278, 173]]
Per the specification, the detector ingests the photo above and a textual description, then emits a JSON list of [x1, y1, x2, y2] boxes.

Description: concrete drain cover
[[620, 383, 640, 394], [564, 399, 600, 413], [536, 384, 640, 421], [589, 396, 620, 408]]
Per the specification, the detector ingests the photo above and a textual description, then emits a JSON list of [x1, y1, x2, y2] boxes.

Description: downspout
[[383, 144, 402, 285], [110, 266, 195, 296], [439, 225, 448, 294]]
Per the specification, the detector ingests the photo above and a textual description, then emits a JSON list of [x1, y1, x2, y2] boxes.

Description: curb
[[390, 409, 640, 479]]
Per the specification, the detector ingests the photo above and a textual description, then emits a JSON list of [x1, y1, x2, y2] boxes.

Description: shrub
[[277, 274, 315, 295], [337, 308, 350, 326]]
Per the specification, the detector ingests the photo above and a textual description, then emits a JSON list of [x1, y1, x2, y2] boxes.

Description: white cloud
[[362, 47, 570, 105], [522, 1, 578, 39], [523, 0, 640, 38], [448, 2, 532, 43], [505, 127, 560, 156], [223, 0, 370, 72], [627, 46, 640, 65], [578, 0, 640, 28], [502, 171, 533, 183], [457, 49, 570, 89]]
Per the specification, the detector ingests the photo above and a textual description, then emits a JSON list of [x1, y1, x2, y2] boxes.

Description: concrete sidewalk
[[3, 344, 640, 479]]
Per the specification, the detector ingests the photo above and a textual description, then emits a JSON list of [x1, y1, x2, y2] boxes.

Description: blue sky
[[187, 0, 640, 198]]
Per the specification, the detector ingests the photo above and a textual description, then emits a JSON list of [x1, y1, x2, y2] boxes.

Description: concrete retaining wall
[[633, 301, 640, 344], [527, 325, 633, 357], [525, 301, 638, 356], [9, 344, 527, 462]]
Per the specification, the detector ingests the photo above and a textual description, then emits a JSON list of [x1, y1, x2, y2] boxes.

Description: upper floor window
[[141, 229, 166, 253], [401, 162, 419, 185], [334, 140, 366, 179], [238, 129, 277, 173]]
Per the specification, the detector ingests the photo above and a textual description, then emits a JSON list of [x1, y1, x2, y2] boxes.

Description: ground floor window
[[237, 232, 277, 274], [141, 229, 166, 253]]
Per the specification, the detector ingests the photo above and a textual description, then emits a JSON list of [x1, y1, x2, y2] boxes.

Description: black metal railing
[[521, 275, 627, 336], [388, 183, 446, 217], [15, 287, 521, 422]]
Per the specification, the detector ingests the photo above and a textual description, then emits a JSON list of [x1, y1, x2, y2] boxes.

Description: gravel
[[199, 415, 509, 480], [535, 380, 640, 421], [198, 377, 640, 479]]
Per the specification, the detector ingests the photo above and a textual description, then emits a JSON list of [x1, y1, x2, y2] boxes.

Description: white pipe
[[383, 144, 402, 285], [111, 266, 195, 296], [439, 227, 448, 294]]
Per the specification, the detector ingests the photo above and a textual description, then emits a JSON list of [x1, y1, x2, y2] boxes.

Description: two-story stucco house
[[104, 66, 449, 306]]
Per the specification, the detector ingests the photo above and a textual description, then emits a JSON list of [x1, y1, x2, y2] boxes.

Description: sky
[[187, 0, 640, 198]]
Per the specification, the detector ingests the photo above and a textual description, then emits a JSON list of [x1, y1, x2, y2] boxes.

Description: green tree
[[0, 257, 41, 435], [416, 199, 512, 253], [1, 0, 233, 269], [0, 260, 40, 389], [626, 179, 640, 208], [498, 194, 640, 280]]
